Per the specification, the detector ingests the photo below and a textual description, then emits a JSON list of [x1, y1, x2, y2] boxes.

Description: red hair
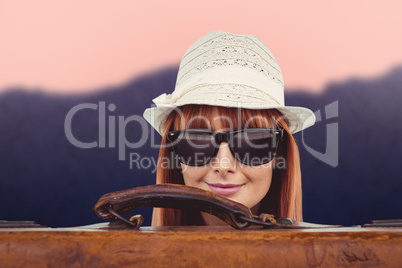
[[152, 105, 303, 226]]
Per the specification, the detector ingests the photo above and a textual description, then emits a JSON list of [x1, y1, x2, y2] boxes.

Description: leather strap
[[93, 184, 339, 229]]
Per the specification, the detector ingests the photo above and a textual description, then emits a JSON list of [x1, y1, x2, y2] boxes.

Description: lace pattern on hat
[[175, 83, 281, 107], [178, 56, 283, 88], [183, 33, 279, 68], [178, 34, 283, 86]]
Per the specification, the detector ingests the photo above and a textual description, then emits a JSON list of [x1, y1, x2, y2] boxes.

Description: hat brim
[[143, 104, 315, 135]]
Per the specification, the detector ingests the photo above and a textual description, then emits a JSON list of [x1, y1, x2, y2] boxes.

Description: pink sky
[[1, 1, 401, 93]]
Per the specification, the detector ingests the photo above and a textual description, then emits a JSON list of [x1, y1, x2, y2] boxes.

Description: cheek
[[181, 164, 209, 187], [244, 160, 273, 182], [241, 164, 273, 208]]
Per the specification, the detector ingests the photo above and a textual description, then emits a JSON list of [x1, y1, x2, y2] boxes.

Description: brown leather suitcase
[[1, 223, 402, 267], [2, 185, 401, 267]]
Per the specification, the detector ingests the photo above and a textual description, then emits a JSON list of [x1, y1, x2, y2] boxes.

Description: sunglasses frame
[[167, 128, 284, 166]]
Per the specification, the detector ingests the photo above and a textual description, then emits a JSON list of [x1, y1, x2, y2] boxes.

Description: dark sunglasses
[[167, 128, 283, 166]]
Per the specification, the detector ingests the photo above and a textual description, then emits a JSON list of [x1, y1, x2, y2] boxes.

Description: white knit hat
[[143, 31, 315, 134]]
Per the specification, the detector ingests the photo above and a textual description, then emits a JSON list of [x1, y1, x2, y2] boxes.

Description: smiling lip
[[208, 183, 243, 195]]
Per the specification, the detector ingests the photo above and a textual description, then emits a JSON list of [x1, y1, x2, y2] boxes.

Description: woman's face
[[179, 107, 273, 217]]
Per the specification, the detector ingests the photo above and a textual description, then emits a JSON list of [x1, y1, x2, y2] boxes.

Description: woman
[[143, 31, 315, 226]]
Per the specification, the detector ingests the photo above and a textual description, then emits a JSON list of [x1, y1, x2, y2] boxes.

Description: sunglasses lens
[[173, 132, 215, 166], [169, 129, 281, 167], [232, 130, 279, 165]]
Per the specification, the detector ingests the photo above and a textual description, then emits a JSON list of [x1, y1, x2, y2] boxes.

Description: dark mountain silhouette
[[288, 66, 402, 225], [0, 65, 401, 227]]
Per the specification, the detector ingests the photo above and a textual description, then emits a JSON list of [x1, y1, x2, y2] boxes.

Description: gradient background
[[1, 1, 402, 227], [2, 1, 402, 93]]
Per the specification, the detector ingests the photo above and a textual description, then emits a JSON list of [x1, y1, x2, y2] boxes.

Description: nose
[[212, 142, 236, 176]]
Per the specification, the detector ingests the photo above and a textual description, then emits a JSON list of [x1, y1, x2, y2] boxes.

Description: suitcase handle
[[93, 184, 287, 229]]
